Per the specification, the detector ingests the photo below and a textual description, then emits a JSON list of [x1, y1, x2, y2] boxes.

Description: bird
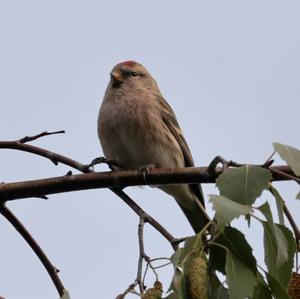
[[97, 61, 209, 233]]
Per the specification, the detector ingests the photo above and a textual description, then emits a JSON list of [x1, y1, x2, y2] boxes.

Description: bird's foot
[[207, 155, 231, 177], [85, 157, 122, 171], [138, 163, 158, 185]]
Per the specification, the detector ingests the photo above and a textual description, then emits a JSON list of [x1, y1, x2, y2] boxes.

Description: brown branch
[[111, 188, 177, 250], [0, 131, 91, 171], [0, 165, 297, 203], [269, 168, 300, 184], [137, 218, 146, 294], [1, 133, 299, 287], [0, 133, 178, 294], [18, 130, 65, 143], [283, 203, 300, 251], [0, 204, 65, 297]]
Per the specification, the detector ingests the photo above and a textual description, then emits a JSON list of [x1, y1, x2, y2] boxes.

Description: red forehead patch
[[116, 60, 138, 68]]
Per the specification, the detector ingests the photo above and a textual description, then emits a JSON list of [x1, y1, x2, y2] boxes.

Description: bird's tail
[[177, 184, 210, 233], [177, 200, 209, 233]]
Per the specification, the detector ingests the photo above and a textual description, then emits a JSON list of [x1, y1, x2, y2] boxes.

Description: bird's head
[[109, 61, 160, 92]]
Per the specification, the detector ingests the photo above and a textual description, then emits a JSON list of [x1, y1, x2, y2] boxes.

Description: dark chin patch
[[112, 81, 122, 88]]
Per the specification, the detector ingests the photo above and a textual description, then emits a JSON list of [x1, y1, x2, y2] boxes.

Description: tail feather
[[178, 186, 209, 233]]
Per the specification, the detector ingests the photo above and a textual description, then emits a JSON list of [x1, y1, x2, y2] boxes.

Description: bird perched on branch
[[98, 61, 209, 233]]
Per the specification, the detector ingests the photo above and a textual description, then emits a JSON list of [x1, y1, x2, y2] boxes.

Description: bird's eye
[[131, 71, 138, 77]]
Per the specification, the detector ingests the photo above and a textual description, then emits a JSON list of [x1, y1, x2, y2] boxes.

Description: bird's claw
[[85, 157, 122, 171], [138, 163, 158, 185], [208, 155, 230, 177]]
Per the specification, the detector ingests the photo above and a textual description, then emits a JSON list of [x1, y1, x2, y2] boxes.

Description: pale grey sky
[[0, 1, 299, 298]]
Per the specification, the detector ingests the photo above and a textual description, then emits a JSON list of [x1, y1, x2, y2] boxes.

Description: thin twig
[[18, 130, 65, 143], [269, 168, 300, 184], [115, 280, 140, 299], [264, 151, 276, 165], [0, 204, 65, 297], [148, 256, 172, 272], [111, 188, 177, 250], [137, 218, 145, 294], [0, 132, 179, 297]]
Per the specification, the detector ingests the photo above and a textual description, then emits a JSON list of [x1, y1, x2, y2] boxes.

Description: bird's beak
[[110, 71, 123, 84]]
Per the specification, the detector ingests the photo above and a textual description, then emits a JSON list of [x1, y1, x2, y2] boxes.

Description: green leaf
[[210, 227, 257, 275], [257, 201, 274, 224], [296, 191, 300, 200], [273, 142, 300, 176], [252, 273, 272, 299], [209, 195, 251, 229], [171, 234, 203, 268], [163, 292, 179, 299], [182, 234, 202, 262], [265, 272, 290, 299], [171, 248, 183, 268], [260, 221, 295, 289], [169, 268, 187, 299], [208, 273, 229, 299], [252, 282, 272, 299], [225, 251, 257, 299], [269, 186, 285, 225], [60, 290, 71, 299], [216, 165, 271, 205]]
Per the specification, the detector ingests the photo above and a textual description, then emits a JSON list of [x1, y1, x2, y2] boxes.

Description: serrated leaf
[[60, 290, 71, 299], [216, 165, 271, 205], [209, 195, 251, 229], [257, 201, 274, 224], [273, 142, 300, 176], [269, 186, 285, 225], [210, 227, 257, 275], [225, 251, 257, 299], [252, 281, 272, 299], [265, 272, 290, 299], [253, 273, 272, 299], [261, 221, 295, 289]]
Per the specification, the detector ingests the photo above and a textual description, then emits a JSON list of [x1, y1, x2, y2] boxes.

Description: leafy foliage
[[209, 195, 251, 230], [216, 165, 271, 205], [273, 142, 300, 176], [163, 144, 299, 299]]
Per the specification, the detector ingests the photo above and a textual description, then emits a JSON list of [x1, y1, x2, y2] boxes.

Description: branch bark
[[0, 165, 296, 202]]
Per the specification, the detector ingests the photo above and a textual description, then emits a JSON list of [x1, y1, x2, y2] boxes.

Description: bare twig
[[136, 218, 158, 292], [269, 168, 300, 184], [115, 281, 140, 299], [112, 188, 177, 250], [18, 130, 65, 143], [0, 132, 178, 297], [0, 134, 92, 171], [137, 218, 146, 294], [0, 204, 65, 297]]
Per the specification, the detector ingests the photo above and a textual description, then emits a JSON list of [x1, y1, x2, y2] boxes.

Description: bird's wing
[[156, 95, 205, 208], [156, 95, 195, 167]]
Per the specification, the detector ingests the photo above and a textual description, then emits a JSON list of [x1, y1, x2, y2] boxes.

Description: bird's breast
[[98, 91, 183, 170]]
